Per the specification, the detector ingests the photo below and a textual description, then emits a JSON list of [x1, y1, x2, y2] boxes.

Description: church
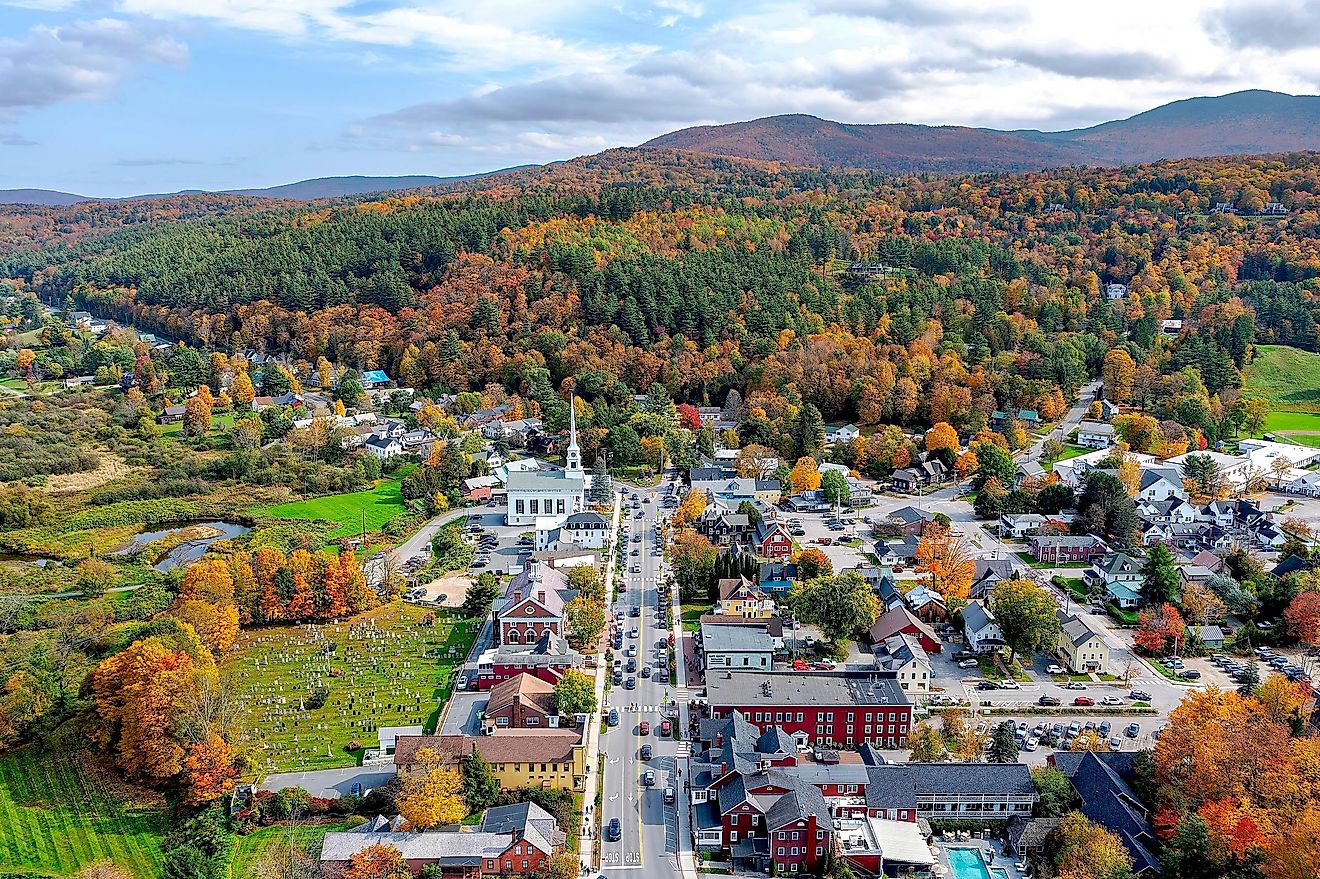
[[504, 400, 587, 527]]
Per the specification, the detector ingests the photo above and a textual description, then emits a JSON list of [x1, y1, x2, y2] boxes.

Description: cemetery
[[225, 603, 478, 772]]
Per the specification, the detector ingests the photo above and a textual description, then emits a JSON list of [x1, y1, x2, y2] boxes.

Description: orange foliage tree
[[914, 524, 975, 602]]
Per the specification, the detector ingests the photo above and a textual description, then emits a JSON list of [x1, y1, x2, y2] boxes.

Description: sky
[[3, 0, 1320, 197]]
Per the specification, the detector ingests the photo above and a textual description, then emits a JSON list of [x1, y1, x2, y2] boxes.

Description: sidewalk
[[666, 519, 698, 879], [578, 490, 622, 873]]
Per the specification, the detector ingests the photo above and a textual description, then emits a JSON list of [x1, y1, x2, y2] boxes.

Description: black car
[[640, 744, 653, 760], [629, 606, 641, 617], [607, 818, 622, 841], [626, 659, 637, 673], [1130, 690, 1152, 702], [1037, 695, 1061, 706], [612, 670, 623, 685], [977, 680, 999, 691], [625, 676, 637, 689]]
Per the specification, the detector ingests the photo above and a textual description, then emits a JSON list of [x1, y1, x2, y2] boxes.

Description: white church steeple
[[565, 395, 582, 475]]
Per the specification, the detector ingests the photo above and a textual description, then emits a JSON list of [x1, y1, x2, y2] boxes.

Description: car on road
[[612, 670, 623, 685], [792, 659, 810, 671], [664, 787, 675, 804], [606, 818, 621, 841], [608, 709, 619, 726], [1073, 696, 1095, 706], [639, 721, 650, 735], [1100, 695, 1124, 706], [642, 770, 655, 786], [1126, 722, 1141, 738], [957, 659, 979, 669], [660, 720, 672, 737], [812, 661, 835, 670], [641, 665, 652, 677], [631, 564, 641, 573], [640, 744, 653, 759], [1130, 690, 1152, 702], [1064, 681, 1087, 690], [626, 659, 637, 673], [626, 645, 637, 657], [625, 676, 637, 689], [629, 628, 639, 639], [629, 606, 640, 617], [1038, 695, 1061, 706], [1047, 665, 1066, 675]]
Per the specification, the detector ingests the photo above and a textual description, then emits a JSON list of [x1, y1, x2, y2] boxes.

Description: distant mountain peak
[[643, 90, 1320, 172]]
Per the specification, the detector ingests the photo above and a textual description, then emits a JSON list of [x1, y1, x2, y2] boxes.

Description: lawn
[[230, 822, 343, 879], [254, 478, 408, 539], [159, 411, 238, 437], [1054, 444, 1091, 461], [1244, 345, 1320, 412], [225, 602, 478, 773], [0, 738, 168, 879], [681, 601, 713, 632]]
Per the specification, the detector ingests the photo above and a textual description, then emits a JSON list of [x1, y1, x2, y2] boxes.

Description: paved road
[[1022, 379, 1103, 462], [598, 484, 684, 877]]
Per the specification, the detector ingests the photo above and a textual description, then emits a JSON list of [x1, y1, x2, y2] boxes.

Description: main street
[[597, 482, 685, 878]]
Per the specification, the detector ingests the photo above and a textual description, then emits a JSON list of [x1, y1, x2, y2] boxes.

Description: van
[[664, 787, 675, 804]]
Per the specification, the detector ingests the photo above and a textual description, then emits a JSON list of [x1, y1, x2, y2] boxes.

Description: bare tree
[[178, 674, 246, 745]]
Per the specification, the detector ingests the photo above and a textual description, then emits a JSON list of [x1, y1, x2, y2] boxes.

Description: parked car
[[957, 659, 979, 669], [977, 681, 998, 691], [1073, 696, 1096, 706], [608, 709, 619, 726], [1038, 695, 1061, 706], [1125, 723, 1141, 738], [1178, 669, 1201, 680], [1064, 681, 1087, 690], [1130, 690, 1152, 702], [998, 679, 1021, 689], [1047, 665, 1066, 675], [1100, 695, 1124, 706]]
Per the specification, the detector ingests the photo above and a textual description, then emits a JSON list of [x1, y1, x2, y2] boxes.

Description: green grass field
[[1244, 345, 1320, 412], [230, 822, 343, 879], [254, 479, 407, 539], [159, 411, 238, 437], [0, 740, 167, 878], [225, 603, 477, 773]]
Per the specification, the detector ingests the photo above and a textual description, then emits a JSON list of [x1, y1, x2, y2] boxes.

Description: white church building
[[504, 401, 587, 527]]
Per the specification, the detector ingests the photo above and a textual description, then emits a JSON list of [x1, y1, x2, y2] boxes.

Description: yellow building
[[1057, 613, 1110, 675], [715, 576, 776, 619], [395, 730, 586, 792]]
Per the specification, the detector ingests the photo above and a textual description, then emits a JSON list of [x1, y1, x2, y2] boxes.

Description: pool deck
[[939, 838, 1029, 879]]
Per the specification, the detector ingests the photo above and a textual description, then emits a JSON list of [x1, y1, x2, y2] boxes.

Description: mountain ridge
[[0, 166, 537, 207], [643, 89, 1320, 172]]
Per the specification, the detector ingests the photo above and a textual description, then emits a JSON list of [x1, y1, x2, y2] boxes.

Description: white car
[[626, 645, 638, 657], [998, 679, 1021, 689], [957, 659, 979, 669], [1100, 695, 1125, 706], [1047, 664, 1066, 675]]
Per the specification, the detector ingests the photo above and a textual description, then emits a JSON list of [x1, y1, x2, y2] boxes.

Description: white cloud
[[0, 17, 186, 121]]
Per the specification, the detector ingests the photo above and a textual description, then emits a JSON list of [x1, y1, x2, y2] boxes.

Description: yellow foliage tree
[[789, 456, 821, 493], [399, 750, 467, 829]]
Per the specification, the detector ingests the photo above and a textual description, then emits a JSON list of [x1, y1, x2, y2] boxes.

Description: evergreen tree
[[989, 722, 1019, 763], [462, 751, 500, 812], [789, 403, 825, 459], [1141, 543, 1180, 605]]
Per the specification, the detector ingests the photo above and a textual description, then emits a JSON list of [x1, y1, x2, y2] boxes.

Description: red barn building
[[754, 520, 794, 559]]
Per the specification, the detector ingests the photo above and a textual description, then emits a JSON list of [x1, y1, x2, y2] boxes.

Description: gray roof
[[1078, 421, 1115, 437], [1056, 751, 1160, 874], [1031, 534, 1105, 548], [902, 762, 1036, 797], [506, 470, 585, 492], [962, 601, 995, 633], [702, 624, 774, 654], [705, 670, 910, 709], [564, 511, 608, 527], [321, 830, 508, 864], [765, 778, 832, 831], [1060, 613, 1101, 648], [480, 801, 561, 854]]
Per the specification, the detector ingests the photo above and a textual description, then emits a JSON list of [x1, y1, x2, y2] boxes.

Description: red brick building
[[483, 673, 556, 731], [1029, 534, 1109, 564], [470, 631, 582, 691], [754, 521, 793, 559], [704, 670, 913, 749], [496, 563, 571, 646]]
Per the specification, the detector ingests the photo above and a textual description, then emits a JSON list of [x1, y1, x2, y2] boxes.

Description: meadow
[[224, 602, 478, 773], [229, 821, 344, 879], [0, 737, 167, 879], [1243, 345, 1320, 412], [253, 478, 408, 539]]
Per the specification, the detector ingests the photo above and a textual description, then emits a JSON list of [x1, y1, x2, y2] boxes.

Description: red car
[[1073, 696, 1095, 706], [792, 659, 810, 671], [660, 720, 672, 737], [639, 721, 651, 735]]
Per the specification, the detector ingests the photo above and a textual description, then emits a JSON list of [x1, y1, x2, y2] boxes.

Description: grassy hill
[[1244, 345, 1320, 412]]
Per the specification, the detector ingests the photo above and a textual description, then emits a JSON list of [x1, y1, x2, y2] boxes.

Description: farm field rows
[[229, 822, 344, 879], [0, 740, 167, 878]]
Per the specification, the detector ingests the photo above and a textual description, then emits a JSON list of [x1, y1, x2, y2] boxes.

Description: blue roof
[[362, 370, 391, 383], [1018, 409, 1040, 420], [1106, 582, 1141, 603]]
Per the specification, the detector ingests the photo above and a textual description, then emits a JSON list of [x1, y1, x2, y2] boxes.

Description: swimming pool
[[947, 847, 1011, 879]]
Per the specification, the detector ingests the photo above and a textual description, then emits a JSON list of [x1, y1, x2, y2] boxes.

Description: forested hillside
[[3, 148, 1320, 447]]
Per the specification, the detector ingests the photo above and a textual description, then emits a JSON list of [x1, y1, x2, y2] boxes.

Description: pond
[[111, 520, 251, 571]]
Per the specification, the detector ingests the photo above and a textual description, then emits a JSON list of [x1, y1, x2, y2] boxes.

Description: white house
[[999, 513, 1047, 538], [1105, 283, 1128, 300], [1282, 471, 1320, 497], [826, 424, 861, 445], [1135, 467, 1187, 503], [962, 601, 1005, 653], [364, 436, 404, 459], [872, 633, 931, 693], [559, 511, 611, 549], [1076, 421, 1115, 450]]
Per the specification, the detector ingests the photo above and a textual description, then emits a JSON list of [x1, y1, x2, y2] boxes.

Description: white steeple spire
[[565, 395, 582, 474]]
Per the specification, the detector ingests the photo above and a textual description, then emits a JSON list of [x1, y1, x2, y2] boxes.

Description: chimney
[[513, 591, 522, 603], [537, 590, 546, 604]]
